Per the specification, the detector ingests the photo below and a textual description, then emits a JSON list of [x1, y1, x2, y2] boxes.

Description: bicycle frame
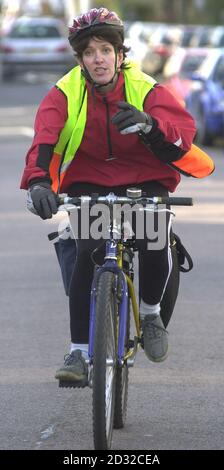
[[88, 238, 140, 366]]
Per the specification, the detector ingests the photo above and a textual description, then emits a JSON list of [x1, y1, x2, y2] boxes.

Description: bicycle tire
[[113, 293, 130, 429], [92, 271, 118, 450]]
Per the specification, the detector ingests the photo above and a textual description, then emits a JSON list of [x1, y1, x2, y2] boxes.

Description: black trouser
[[68, 181, 172, 343]]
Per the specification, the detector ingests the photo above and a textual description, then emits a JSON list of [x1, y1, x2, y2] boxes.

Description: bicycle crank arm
[[125, 336, 140, 367]]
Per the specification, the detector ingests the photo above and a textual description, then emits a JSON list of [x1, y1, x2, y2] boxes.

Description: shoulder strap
[[173, 233, 193, 273]]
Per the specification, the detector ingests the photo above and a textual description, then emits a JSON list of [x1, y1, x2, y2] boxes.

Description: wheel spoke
[[105, 301, 116, 438], [105, 366, 115, 436]]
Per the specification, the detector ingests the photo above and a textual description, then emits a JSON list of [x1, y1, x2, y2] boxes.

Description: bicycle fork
[[88, 266, 141, 376]]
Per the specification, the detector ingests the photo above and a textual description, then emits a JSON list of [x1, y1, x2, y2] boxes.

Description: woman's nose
[[95, 51, 103, 62]]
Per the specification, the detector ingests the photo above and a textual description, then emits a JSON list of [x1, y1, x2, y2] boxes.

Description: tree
[[82, 0, 224, 24], [93, 0, 122, 16], [205, 0, 224, 23]]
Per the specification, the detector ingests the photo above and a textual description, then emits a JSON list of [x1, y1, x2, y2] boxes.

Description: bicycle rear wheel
[[92, 271, 118, 450]]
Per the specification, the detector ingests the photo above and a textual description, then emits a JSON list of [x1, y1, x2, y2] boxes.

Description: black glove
[[111, 101, 153, 135], [29, 182, 59, 220]]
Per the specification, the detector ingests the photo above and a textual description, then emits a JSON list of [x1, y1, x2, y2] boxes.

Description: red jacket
[[20, 72, 196, 193]]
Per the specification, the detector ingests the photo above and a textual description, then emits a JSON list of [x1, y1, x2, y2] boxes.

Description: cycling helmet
[[68, 7, 124, 43]]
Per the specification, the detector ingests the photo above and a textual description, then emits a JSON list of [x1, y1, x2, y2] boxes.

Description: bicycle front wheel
[[113, 294, 130, 429], [92, 271, 118, 450]]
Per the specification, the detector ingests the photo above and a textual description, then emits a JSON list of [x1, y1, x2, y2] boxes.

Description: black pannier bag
[[54, 238, 77, 296], [48, 226, 77, 296], [160, 231, 193, 328]]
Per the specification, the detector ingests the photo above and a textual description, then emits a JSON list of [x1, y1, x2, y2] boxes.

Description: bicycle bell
[[126, 187, 142, 199]]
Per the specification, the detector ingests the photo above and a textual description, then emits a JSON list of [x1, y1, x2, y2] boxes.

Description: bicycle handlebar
[[59, 194, 193, 207]]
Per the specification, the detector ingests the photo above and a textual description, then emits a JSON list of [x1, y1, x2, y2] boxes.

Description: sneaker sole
[[145, 347, 169, 363], [58, 379, 88, 389], [55, 370, 88, 384]]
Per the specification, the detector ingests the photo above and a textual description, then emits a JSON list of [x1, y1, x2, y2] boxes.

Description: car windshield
[[181, 55, 207, 75], [9, 24, 61, 39], [211, 27, 224, 47]]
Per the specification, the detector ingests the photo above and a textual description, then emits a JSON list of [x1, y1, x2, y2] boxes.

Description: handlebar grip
[[159, 197, 193, 206], [58, 196, 80, 205]]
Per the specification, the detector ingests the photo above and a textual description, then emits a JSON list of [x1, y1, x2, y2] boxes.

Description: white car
[[0, 16, 76, 79]]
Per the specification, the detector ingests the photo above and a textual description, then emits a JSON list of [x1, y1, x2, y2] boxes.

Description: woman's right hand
[[29, 183, 59, 219]]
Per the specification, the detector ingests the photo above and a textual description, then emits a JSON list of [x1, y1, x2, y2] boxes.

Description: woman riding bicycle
[[20, 8, 197, 386]]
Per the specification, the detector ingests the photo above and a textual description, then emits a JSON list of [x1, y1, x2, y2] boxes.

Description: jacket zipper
[[103, 96, 116, 161]]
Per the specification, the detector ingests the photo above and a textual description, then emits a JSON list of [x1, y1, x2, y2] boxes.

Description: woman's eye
[[83, 47, 112, 57], [84, 50, 92, 56]]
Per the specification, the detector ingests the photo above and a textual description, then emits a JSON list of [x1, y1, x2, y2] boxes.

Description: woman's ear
[[76, 57, 84, 69], [117, 49, 124, 69]]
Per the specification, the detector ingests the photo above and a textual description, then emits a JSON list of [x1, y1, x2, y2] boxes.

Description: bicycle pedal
[[58, 379, 88, 389]]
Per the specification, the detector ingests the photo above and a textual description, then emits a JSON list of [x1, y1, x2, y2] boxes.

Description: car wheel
[[1, 65, 16, 81], [195, 107, 213, 146]]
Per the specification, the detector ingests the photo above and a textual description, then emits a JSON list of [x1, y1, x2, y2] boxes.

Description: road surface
[[0, 75, 223, 451]]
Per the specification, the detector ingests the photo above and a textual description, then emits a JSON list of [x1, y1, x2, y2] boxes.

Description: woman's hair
[[69, 26, 130, 67]]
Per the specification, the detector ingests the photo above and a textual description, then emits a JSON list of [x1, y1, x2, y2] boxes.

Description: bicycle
[[58, 188, 193, 450]]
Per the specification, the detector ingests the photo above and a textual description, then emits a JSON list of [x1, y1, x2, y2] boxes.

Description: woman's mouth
[[95, 67, 107, 75]]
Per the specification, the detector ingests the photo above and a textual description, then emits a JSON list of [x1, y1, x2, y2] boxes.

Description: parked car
[[179, 25, 198, 47], [185, 48, 224, 145], [124, 21, 154, 68], [210, 26, 224, 48], [187, 25, 214, 48], [141, 25, 182, 76], [0, 16, 76, 79], [162, 47, 210, 106], [163, 47, 210, 78]]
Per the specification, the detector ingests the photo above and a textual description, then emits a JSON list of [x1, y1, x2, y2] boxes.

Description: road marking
[[0, 126, 33, 137], [1, 365, 223, 386], [0, 106, 36, 115], [35, 424, 56, 449], [40, 425, 55, 440], [174, 202, 224, 224], [0, 251, 51, 257], [0, 211, 35, 219], [0, 204, 223, 224], [0, 367, 58, 384], [133, 365, 224, 385]]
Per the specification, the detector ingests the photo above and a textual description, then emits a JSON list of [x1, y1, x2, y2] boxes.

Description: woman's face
[[79, 37, 123, 88]]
